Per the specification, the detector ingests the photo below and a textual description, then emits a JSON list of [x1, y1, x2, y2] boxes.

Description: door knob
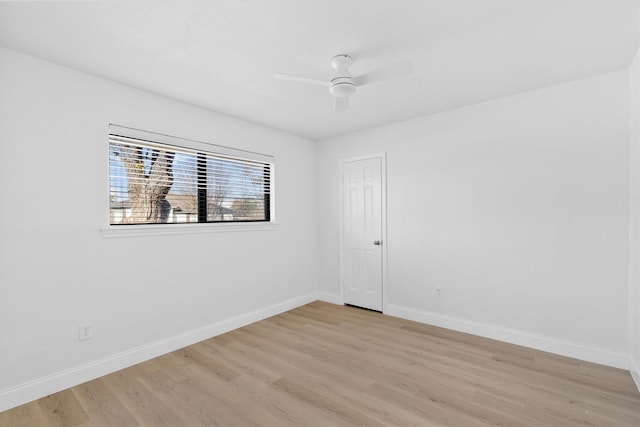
[[373, 240, 381, 246]]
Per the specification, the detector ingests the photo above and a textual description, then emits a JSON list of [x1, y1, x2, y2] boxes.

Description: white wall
[[629, 44, 640, 388], [0, 47, 318, 410], [317, 70, 631, 368], [1, 42, 638, 411]]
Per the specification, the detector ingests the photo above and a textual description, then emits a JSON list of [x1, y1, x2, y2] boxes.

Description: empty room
[[1, 0, 640, 425]]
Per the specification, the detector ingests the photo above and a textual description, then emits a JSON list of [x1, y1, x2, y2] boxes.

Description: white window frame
[[101, 124, 277, 238]]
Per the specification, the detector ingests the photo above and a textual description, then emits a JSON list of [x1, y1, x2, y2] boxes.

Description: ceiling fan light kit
[[329, 78, 356, 97], [275, 53, 413, 112], [329, 54, 356, 98]]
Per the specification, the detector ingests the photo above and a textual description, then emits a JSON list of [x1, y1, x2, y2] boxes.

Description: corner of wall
[[316, 292, 343, 305], [631, 357, 640, 392], [629, 35, 640, 391]]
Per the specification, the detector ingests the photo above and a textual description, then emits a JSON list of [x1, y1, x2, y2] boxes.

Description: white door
[[341, 155, 384, 311]]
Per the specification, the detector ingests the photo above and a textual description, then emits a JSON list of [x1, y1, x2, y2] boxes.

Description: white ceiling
[[0, 0, 638, 140]]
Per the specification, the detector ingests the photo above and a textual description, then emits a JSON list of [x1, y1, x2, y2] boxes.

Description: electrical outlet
[[436, 288, 444, 299], [79, 322, 93, 341]]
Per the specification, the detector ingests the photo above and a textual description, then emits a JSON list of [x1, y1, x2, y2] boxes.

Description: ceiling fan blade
[[274, 73, 329, 87], [335, 96, 349, 112], [352, 59, 414, 87]]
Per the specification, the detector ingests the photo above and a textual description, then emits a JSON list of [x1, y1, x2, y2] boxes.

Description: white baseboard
[[631, 357, 640, 392], [0, 292, 318, 413], [316, 291, 342, 305], [385, 304, 629, 370], [2, 295, 632, 413]]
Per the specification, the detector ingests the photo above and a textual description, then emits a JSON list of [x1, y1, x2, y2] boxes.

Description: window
[[108, 126, 272, 225]]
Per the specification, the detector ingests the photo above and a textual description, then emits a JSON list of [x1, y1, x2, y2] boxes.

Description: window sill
[[101, 222, 279, 238]]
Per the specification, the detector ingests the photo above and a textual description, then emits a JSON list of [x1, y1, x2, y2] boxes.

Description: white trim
[[380, 154, 388, 313], [0, 292, 317, 413], [631, 357, 640, 392], [317, 292, 343, 305], [385, 303, 630, 370], [101, 222, 279, 238], [338, 152, 388, 312]]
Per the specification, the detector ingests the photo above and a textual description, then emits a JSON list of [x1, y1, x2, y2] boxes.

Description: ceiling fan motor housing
[[329, 54, 356, 97]]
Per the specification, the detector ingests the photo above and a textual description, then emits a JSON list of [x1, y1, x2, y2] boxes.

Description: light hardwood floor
[[1, 301, 639, 426]]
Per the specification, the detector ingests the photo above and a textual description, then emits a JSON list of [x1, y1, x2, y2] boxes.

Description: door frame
[[338, 152, 388, 313]]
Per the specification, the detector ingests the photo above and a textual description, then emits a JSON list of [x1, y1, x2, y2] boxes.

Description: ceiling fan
[[275, 54, 414, 112]]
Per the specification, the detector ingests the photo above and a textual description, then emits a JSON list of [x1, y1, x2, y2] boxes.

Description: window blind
[[108, 126, 272, 225]]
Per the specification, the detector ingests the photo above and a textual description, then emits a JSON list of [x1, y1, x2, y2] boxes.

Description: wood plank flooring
[[1, 301, 639, 426]]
